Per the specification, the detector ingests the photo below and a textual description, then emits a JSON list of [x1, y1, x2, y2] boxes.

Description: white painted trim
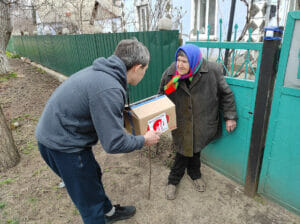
[[205, 0, 209, 35]]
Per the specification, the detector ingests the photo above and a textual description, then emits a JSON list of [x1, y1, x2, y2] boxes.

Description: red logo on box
[[147, 114, 169, 132]]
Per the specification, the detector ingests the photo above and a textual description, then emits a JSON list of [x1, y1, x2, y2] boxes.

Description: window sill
[[189, 35, 218, 41]]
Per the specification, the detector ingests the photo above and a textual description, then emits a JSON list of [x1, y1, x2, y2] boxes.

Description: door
[[258, 11, 300, 215]]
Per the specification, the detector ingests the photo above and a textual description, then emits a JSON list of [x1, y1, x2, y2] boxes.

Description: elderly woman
[[158, 44, 237, 200]]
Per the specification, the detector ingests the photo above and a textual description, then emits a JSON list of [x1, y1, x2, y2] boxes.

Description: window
[[190, 0, 217, 40], [284, 20, 300, 89], [137, 5, 149, 31]]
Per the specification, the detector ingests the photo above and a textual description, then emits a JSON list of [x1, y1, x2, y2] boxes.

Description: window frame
[[137, 4, 149, 31], [190, 0, 218, 40]]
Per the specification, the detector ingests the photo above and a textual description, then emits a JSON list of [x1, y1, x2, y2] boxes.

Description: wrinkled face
[[176, 55, 190, 75], [127, 64, 149, 86]]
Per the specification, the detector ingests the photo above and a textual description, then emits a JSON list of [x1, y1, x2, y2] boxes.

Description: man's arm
[[90, 88, 144, 153], [90, 88, 160, 153], [144, 130, 161, 146]]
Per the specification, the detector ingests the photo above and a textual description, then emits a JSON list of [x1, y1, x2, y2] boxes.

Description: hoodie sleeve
[[89, 88, 145, 153]]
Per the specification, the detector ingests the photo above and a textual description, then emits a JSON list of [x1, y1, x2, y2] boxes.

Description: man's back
[[36, 55, 128, 153]]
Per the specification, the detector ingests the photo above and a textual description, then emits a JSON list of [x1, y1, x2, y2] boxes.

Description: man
[[158, 44, 237, 200], [36, 39, 160, 224]]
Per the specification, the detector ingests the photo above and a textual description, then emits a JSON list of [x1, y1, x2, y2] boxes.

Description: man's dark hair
[[114, 39, 150, 70]]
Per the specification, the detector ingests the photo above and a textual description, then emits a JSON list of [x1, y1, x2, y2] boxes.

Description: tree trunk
[[0, 0, 12, 74], [0, 1, 19, 171], [0, 106, 20, 172]]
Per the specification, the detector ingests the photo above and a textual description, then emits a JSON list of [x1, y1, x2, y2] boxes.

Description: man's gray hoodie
[[36, 55, 145, 153]]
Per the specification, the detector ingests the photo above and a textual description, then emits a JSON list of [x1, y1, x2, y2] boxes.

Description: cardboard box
[[124, 94, 177, 135]]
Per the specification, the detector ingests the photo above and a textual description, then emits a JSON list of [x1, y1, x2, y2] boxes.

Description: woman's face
[[176, 55, 190, 75]]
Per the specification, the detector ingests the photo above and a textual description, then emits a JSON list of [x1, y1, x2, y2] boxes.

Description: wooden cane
[[148, 146, 152, 200]]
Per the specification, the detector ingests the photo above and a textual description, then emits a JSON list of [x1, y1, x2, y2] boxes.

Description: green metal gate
[[258, 11, 300, 215], [188, 22, 263, 185]]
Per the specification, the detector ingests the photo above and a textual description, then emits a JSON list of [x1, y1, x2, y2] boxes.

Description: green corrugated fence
[[7, 31, 179, 102], [6, 38, 14, 53]]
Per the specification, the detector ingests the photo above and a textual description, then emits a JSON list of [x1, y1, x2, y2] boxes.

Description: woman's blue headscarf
[[175, 44, 203, 76], [164, 44, 203, 95]]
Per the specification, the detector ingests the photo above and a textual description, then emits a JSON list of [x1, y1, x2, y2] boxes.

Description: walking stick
[[148, 146, 152, 200]]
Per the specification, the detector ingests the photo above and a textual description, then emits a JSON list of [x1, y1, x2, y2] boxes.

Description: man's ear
[[132, 64, 142, 71]]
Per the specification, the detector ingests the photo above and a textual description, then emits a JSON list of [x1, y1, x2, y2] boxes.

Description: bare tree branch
[[237, 0, 253, 42], [240, 0, 249, 8]]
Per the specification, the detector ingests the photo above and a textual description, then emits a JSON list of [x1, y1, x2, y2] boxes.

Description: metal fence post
[[244, 27, 283, 197]]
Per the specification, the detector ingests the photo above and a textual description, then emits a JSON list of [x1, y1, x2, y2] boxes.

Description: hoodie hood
[[92, 55, 128, 90], [175, 44, 203, 75]]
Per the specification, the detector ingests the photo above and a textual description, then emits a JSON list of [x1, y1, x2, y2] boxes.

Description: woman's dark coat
[[158, 59, 237, 157]]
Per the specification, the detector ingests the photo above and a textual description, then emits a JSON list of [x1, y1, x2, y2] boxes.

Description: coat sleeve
[[158, 68, 168, 94], [215, 65, 238, 121], [89, 88, 145, 153], [158, 63, 175, 95]]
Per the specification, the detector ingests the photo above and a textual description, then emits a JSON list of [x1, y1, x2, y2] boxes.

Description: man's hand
[[226, 120, 237, 132], [144, 130, 161, 146]]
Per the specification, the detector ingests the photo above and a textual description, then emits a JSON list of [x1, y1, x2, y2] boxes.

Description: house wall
[[124, 0, 249, 42], [13, 0, 297, 36], [172, 0, 297, 43], [124, 0, 249, 43], [172, 0, 248, 43]]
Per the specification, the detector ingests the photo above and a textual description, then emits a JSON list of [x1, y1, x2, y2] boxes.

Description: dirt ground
[[0, 58, 299, 224]]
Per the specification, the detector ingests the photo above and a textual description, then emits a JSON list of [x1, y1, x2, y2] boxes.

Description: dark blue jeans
[[38, 142, 113, 224]]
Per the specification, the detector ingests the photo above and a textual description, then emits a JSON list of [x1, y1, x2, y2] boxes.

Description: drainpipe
[[223, 0, 237, 76]]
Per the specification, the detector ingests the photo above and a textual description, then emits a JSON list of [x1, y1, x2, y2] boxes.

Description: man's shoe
[[105, 204, 136, 224], [192, 178, 206, 192], [165, 184, 176, 200]]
